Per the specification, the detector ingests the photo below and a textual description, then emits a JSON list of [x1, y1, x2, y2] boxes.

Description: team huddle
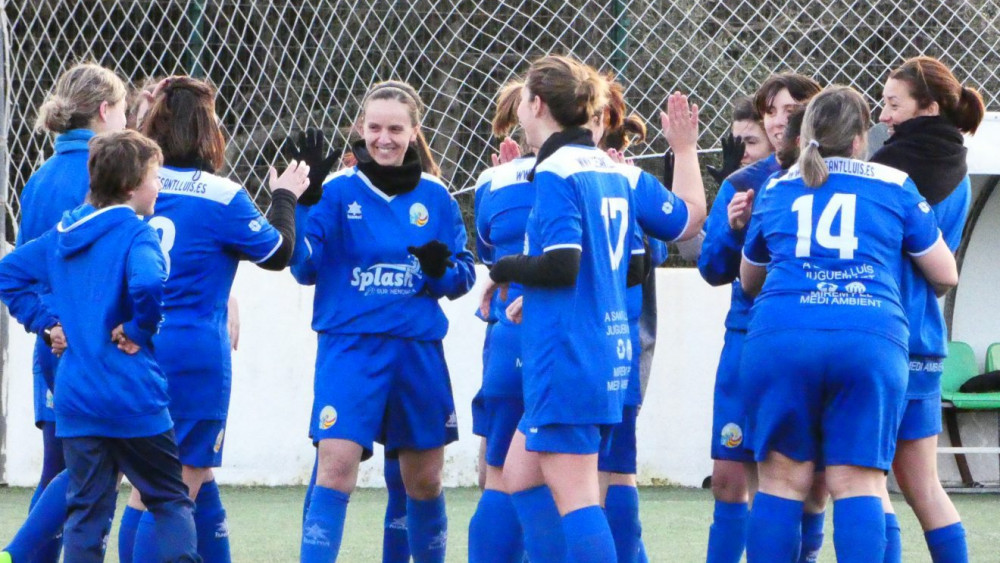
[[0, 50, 983, 563]]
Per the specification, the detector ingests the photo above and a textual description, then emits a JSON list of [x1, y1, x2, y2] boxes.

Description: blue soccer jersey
[[698, 154, 782, 330], [291, 168, 476, 340], [743, 157, 942, 347], [474, 156, 536, 324], [520, 145, 641, 427], [147, 166, 286, 419]]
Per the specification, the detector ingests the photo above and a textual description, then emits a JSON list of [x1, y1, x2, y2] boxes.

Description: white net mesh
[[3, 0, 999, 227]]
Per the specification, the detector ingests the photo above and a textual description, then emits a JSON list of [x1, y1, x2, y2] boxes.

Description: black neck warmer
[[529, 127, 595, 181], [353, 140, 424, 197], [870, 115, 967, 205]]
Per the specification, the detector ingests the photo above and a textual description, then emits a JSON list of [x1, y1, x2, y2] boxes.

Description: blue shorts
[[742, 329, 907, 471], [482, 322, 523, 397], [518, 418, 612, 455], [481, 396, 525, 467], [33, 338, 57, 426], [598, 404, 638, 474], [710, 329, 754, 463], [312, 333, 458, 457], [897, 357, 943, 441], [174, 419, 226, 467]]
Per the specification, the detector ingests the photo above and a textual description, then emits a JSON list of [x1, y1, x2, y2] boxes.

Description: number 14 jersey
[[743, 157, 941, 348]]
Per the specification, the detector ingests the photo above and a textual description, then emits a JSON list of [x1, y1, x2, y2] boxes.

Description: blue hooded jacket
[[0, 204, 171, 438]]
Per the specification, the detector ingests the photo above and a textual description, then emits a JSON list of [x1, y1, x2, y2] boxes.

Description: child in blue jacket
[[0, 130, 199, 563]]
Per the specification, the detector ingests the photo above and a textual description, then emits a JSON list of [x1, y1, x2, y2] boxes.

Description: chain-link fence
[[3, 0, 999, 233]]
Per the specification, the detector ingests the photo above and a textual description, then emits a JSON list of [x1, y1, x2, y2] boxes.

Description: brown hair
[[87, 130, 163, 208], [776, 105, 806, 169], [361, 80, 441, 177], [139, 76, 226, 172], [798, 86, 871, 187], [731, 95, 759, 123], [600, 74, 646, 151], [525, 55, 608, 129], [35, 62, 127, 133], [753, 72, 822, 118], [126, 75, 165, 130], [888, 56, 985, 134], [492, 80, 524, 138]]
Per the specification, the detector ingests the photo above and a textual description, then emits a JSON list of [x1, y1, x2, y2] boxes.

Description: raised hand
[[707, 132, 745, 185], [727, 188, 755, 231], [284, 128, 340, 205], [267, 160, 311, 199], [490, 137, 522, 167], [660, 92, 700, 154]]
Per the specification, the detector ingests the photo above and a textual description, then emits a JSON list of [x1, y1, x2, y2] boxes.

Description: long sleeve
[[423, 197, 477, 299], [122, 231, 167, 348], [0, 232, 58, 334], [697, 180, 744, 286]]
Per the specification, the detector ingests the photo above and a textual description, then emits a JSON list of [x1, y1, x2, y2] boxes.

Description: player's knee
[[825, 466, 883, 499], [711, 471, 748, 502], [403, 468, 443, 500], [315, 456, 359, 494]]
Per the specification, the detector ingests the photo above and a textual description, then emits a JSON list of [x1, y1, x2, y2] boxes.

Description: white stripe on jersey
[[777, 157, 909, 188], [534, 145, 619, 179], [251, 234, 284, 264], [158, 167, 243, 206]]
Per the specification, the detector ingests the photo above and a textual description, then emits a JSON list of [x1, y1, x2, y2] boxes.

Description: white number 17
[[601, 197, 629, 270]]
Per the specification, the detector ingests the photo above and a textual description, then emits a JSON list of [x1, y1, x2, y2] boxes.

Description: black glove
[[706, 132, 745, 186], [408, 240, 453, 279], [285, 128, 341, 206], [662, 150, 675, 190]]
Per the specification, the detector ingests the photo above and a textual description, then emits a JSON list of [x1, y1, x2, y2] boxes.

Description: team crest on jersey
[[409, 203, 429, 227], [213, 429, 225, 453], [318, 405, 338, 430], [720, 423, 743, 448], [347, 201, 362, 220]]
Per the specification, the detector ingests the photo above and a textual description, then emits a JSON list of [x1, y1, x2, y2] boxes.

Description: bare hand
[[341, 151, 357, 169], [479, 279, 509, 319], [727, 189, 755, 230], [660, 92, 700, 154], [49, 325, 67, 357], [505, 296, 523, 324], [268, 160, 311, 198], [111, 324, 140, 355], [227, 296, 240, 351], [490, 137, 522, 167]]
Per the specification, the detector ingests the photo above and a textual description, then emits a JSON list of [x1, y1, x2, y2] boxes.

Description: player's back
[[745, 157, 941, 347]]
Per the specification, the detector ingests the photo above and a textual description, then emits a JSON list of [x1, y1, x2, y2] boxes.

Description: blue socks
[[406, 494, 448, 563], [3, 469, 69, 563], [562, 505, 617, 563], [510, 485, 566, 563], [884, 512, 901, 563], [469, 489, 523, 563], [833, 496, 884, 563], [706, 500, 748, 563], [301, 486, 350, 563], [118, 505, 143, 563], [605, 484, 642, 563], [132, 499, 199, 563], [925, 522, 968, 563], [132, 510, 157, 562], [746, 492, 803, 562], [194, 480, 231, 563], [383, 458, 410, 563], [799, 510, 825, 562]]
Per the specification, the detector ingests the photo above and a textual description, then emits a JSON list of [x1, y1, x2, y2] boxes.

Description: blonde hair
[[525, 55, 608, 128], [360, 80, 440, 176], [798, 86, 871, 187], [36, 62, 127, 133], [492, 80, 524, 138]]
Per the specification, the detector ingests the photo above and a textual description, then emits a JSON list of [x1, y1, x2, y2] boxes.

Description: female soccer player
[[872, 56, 984, 563], [1, 62, 127, 563], [292, 80, 475, 563], [739, 85, 958, 563], [121, 75, 311, 563], [467, 79, 536, 563], [593, 74, 706, 563], [699, 73, 822, 563]]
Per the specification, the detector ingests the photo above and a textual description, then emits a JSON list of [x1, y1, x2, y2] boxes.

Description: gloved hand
[[408, 240, 453, 278], [285, 128, 341, 206], [706, 132, 745, 186], [662, 149, 675, 190]]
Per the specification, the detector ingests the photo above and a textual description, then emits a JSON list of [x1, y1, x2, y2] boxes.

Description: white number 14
[[791, 193, 858, 259]]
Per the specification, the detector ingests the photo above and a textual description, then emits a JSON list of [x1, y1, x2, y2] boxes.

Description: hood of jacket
[[56, 204, 138, 258], [54, 128, 95, 155]]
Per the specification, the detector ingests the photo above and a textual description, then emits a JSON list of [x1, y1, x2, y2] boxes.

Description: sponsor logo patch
[[721, 422, 743, 448], [319, 405, 338, 430], [409, 203, 429, 226]]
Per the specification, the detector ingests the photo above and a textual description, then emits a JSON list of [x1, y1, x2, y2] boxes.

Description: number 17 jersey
[[521, 145, 642, 427], [743, 157, 941, 348]]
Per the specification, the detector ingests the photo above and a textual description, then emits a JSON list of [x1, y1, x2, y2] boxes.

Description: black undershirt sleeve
[[489, 248, 581, 287], [256, 189, 297, 271], [626, 252, 647, 288]]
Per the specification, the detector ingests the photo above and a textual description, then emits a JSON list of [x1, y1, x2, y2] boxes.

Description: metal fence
[[2, 0, 999, 228]]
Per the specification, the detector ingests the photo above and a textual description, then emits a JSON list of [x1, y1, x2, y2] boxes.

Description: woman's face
[[589, 110, 607, 146], [517, 87, 544, 149], [762, 88, 801, 149], [879, 77, 937, 136], [95, 98, 128, 134], [732, 119, 772, 166], [362, 98, 417, 167]]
